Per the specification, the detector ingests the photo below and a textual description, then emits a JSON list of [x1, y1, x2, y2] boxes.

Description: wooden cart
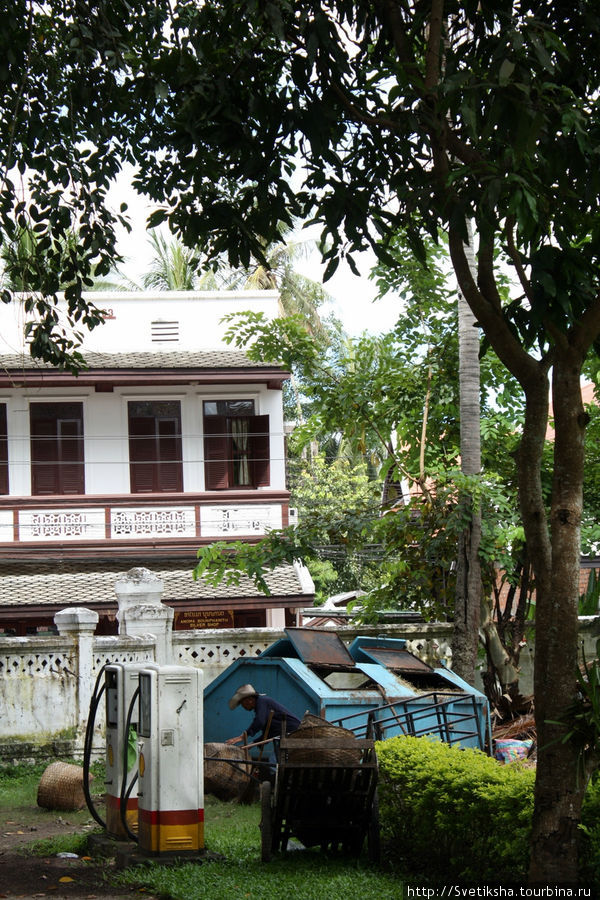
[[259, 732, 379, 862]]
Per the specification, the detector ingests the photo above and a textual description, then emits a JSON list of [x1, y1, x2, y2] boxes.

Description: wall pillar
[[54, 607, 99, 737], [114, 567, 174, 665], [266, 607, 286, 628]]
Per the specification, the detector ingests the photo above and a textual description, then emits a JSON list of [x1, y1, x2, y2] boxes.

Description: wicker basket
[[204, 742, 252, 801], [37, 761, 90, 811], [285, 713, 361, 765]]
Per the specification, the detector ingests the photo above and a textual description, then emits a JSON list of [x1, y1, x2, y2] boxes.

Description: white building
[[0, 291, 314, 635]]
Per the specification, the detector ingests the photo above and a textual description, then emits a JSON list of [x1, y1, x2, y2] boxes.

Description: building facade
[[0, 291, 314, 634]]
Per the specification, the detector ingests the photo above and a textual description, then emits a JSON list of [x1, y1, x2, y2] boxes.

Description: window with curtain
[[203, 400, 270, 490]]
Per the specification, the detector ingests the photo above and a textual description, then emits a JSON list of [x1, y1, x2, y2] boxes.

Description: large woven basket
[[285, 713, 361, 765], [204, 743, 252, 801], [37, 761, 89, 811]]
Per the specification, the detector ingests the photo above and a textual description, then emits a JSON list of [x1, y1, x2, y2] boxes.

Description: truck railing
[[330, 691, 487, 752]]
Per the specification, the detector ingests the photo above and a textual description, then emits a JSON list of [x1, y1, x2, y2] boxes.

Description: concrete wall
[[1, 566, 599, 761], [0, 291, 280, 355]]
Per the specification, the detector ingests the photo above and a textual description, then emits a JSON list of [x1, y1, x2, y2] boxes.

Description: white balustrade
[[200, 504, 282, 536], [0, 511, 13, 542], [111, 507, 196, 538], [6, 501, 286, 544], [19, 509, 106, 541]]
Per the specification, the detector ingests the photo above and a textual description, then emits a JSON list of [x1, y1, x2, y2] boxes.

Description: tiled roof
[[0, 351, 275, 371], [0, 559, 310, 608]]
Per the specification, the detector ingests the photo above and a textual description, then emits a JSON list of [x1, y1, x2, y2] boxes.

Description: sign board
[[174, 609, 235, 630]]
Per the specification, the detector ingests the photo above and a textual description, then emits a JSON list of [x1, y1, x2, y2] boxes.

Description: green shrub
[[376, 736, 535, 883], [580, 774, 600, 892]]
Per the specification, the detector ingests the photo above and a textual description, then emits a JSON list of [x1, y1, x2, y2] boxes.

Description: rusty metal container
[[203, 628, 490, 751]]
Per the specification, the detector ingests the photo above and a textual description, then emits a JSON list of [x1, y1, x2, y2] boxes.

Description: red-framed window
[[30, 402, 85, 495], [203, 399, 270, 490], [128, 400, 183, 493]]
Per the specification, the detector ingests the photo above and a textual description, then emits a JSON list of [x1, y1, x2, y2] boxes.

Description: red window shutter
[[0, 404, 9, 495], [30, 403, 84, 495], [157, 417, 183, 492], [128, 416, 156, 493], [248, 414, 270, 487], [31, 417, 59, 494], [204, 415, 230, 490], [128, 406, 183, 493], [57, 418, 85, 494]]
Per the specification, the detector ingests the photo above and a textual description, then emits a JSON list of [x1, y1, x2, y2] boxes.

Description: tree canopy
[[3, 0, 600, 883]]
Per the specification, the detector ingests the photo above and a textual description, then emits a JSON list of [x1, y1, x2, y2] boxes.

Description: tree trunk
[[528, 350, 588, 883], [447, 223, 600, 884], [452, 242, 482, 684]]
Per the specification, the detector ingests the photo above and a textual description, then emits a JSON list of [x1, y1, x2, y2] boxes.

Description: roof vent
[[151, 320, 180, 343]]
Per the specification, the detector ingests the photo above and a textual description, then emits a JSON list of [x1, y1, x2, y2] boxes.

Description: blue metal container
[[203, 628, 491, 751]]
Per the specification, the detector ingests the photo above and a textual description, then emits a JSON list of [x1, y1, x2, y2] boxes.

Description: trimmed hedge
[[376, 736, 600, 888], [376, 736, 535, 883], [581, 775, 600, 889]]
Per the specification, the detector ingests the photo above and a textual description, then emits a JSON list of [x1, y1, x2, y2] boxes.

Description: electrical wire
[[82, 665, 107, 830]]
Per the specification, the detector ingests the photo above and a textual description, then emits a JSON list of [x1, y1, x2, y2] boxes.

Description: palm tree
[[452, 234, 483, 683], [1, 226, 132, 293], [142, 231, 220, 291], [1, 226, 48, 291], [221, 225, 331, 336]]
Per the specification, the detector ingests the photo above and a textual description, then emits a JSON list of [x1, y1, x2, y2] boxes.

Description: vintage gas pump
[[137, 665, 204, 856], [104, 663, 146, 838]]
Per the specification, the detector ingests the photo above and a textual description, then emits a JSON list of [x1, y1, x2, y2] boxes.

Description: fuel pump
[[137, 665, 204, 856], [104, 663, 146, 838]]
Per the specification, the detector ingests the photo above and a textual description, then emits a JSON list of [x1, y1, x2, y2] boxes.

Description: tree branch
[[568, 292, 600, 362], [448, 224, 543, 389], [476, 235, 503, 313], [1, 1, 34, 188], [328, 81, 400, 132], [504, 217, 536, 307], [379, 0, 422, 87], [425, 0, 445, 94]]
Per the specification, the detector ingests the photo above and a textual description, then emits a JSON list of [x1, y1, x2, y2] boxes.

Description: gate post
[[114, 567, 174, 665], [54, 607, 99, 738]]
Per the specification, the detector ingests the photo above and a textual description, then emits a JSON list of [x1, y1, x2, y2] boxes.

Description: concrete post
[[54, 607, 99, 737], [266, 607, 286, 628], [114, 567, 174, 665]]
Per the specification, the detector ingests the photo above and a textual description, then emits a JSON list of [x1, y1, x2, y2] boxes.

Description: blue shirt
[[246, 694, 301, 740]]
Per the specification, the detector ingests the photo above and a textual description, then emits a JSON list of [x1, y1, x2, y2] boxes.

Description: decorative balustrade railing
[[0, 493, 287, 548]]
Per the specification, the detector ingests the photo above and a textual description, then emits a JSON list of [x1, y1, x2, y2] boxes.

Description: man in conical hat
[[226, 683, 301, 747]]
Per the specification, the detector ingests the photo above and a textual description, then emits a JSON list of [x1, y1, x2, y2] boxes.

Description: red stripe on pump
[[138, 808, 204, 825]]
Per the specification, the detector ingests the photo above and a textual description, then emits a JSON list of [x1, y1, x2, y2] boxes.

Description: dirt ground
[[0, 803, 158, 900]]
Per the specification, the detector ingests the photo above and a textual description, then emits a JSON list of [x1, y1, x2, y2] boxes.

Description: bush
[[376, 736, 535, 883], [581, 774, 600, 891]]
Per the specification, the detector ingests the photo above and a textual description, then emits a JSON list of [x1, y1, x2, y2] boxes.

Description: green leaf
[[498, 59, 515, 85]]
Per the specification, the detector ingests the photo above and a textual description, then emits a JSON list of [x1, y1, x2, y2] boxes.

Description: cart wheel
[[367, 789, 381, 863], [260, 780, 273, 863]]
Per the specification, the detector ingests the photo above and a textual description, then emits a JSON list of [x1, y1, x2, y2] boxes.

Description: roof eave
[[0, 368, 290, 389]]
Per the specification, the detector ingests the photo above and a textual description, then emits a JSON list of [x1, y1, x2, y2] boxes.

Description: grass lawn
[[2, 762, 409, 899], [0, 760, 100, 829], [115, 795, 405, 900]]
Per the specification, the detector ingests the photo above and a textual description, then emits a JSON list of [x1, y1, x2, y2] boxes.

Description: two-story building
[[0, 291, 314, 635]]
